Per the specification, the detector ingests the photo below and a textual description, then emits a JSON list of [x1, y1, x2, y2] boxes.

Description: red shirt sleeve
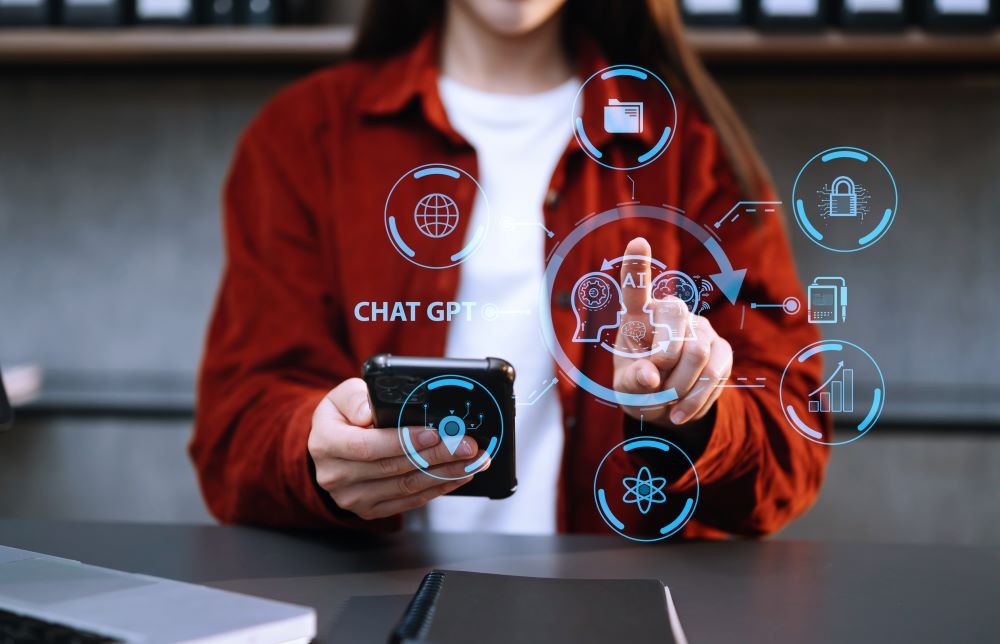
[[188, 80, 399, 532], [672, 104, 831, 537]]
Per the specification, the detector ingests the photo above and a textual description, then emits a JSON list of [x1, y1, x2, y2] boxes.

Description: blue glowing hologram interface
[[792, 146, 898, 253], [780, 340, 885, 446], [539, 203, 745, 408], [594, 436, 699, 542], [397, 374, 504, 480], [384, 163, 490, 269], [572, 65, 678, 171], [570, 261, 705, 360], [622, 466, 667, 515]]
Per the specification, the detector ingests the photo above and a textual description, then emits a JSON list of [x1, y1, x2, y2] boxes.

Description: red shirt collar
[[357, 26, 462, 145]]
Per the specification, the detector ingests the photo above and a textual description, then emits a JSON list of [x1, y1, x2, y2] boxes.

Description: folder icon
[[604, 99, 644, 134]]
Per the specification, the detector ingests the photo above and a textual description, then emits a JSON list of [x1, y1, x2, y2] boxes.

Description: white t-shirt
[[408, 76, 579, 534]]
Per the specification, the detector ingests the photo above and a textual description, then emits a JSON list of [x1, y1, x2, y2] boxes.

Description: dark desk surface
[[1, 519, 997, 643]]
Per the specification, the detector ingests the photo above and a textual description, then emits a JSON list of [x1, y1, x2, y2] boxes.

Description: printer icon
[[604, 98, 644, 134]]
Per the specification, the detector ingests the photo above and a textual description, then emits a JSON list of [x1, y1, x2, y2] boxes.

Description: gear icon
[[578, 277, 612, 310]]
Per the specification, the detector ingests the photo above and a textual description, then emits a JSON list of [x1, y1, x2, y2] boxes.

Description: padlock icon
[[828, 176, 857, 217]]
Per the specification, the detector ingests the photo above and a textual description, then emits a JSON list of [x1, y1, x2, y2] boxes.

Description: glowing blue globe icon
[[622, 466, 667, 515], [414, 192, 460, 239], [386, 164, 489, 269]]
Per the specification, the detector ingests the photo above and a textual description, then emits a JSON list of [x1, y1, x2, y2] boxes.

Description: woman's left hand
[[612, 237, 733, 428]]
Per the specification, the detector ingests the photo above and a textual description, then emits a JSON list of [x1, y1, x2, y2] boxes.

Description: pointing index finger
[[620, 237, 652, 312]]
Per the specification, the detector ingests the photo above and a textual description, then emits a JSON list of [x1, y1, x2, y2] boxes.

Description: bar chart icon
[[782, 340, 885, 446], [809, 361, 853, 413]]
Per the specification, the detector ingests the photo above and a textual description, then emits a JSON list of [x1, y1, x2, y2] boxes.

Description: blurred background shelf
[[0, 26, 998, 66], [0, 26, 355, 65], [693, 27, 1000, 64]]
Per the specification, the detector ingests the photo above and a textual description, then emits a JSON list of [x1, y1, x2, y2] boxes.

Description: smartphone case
[[363, 354, 517, 500]]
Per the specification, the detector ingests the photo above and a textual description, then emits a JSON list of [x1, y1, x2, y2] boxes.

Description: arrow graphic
[[701, 237, 746, 304], [556, 205, 747, 304], [600, 340, 674, 359], [709, 271, 747, 304], [600, 254, 668, 271], [810, 361, 845, 397]]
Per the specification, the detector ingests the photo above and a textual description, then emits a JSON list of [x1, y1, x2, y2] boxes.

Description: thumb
[[326, 378, 374, 427]]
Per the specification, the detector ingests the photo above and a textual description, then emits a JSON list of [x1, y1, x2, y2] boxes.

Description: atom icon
[[622, 466, 667, 515]]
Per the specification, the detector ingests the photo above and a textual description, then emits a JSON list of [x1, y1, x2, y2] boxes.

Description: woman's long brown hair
[[352, 0, 772, 198]]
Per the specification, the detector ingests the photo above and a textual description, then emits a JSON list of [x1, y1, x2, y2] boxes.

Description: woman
[[190, 0, 829, 538]]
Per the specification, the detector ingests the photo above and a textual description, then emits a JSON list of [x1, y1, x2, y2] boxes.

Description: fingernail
[[670, 409, 687, 425], [417, 430, 439, 447], [459, 439, 474, 457]]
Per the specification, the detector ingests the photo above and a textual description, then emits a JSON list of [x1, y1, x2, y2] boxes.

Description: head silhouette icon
[[642, 271, 699, 342], [572, 272, 626, 342]]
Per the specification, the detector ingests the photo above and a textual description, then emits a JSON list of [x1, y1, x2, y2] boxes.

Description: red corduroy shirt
[[190, 30, 830, 539]]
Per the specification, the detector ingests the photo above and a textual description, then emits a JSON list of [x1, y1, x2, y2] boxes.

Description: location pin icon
[[437, 414, 467, 455]]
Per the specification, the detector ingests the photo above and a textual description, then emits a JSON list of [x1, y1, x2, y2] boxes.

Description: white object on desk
[[0, 545, 316, 643], [0, 364, 43, 408]]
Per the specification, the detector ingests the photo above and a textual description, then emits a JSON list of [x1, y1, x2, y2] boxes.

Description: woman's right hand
[[307, 378, 487, 521]]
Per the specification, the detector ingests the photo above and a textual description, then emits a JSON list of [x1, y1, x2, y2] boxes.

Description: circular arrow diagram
[[539, 203, 745, 408]]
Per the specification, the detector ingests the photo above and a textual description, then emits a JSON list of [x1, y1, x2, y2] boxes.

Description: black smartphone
[[363, 354, 516, 499]]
